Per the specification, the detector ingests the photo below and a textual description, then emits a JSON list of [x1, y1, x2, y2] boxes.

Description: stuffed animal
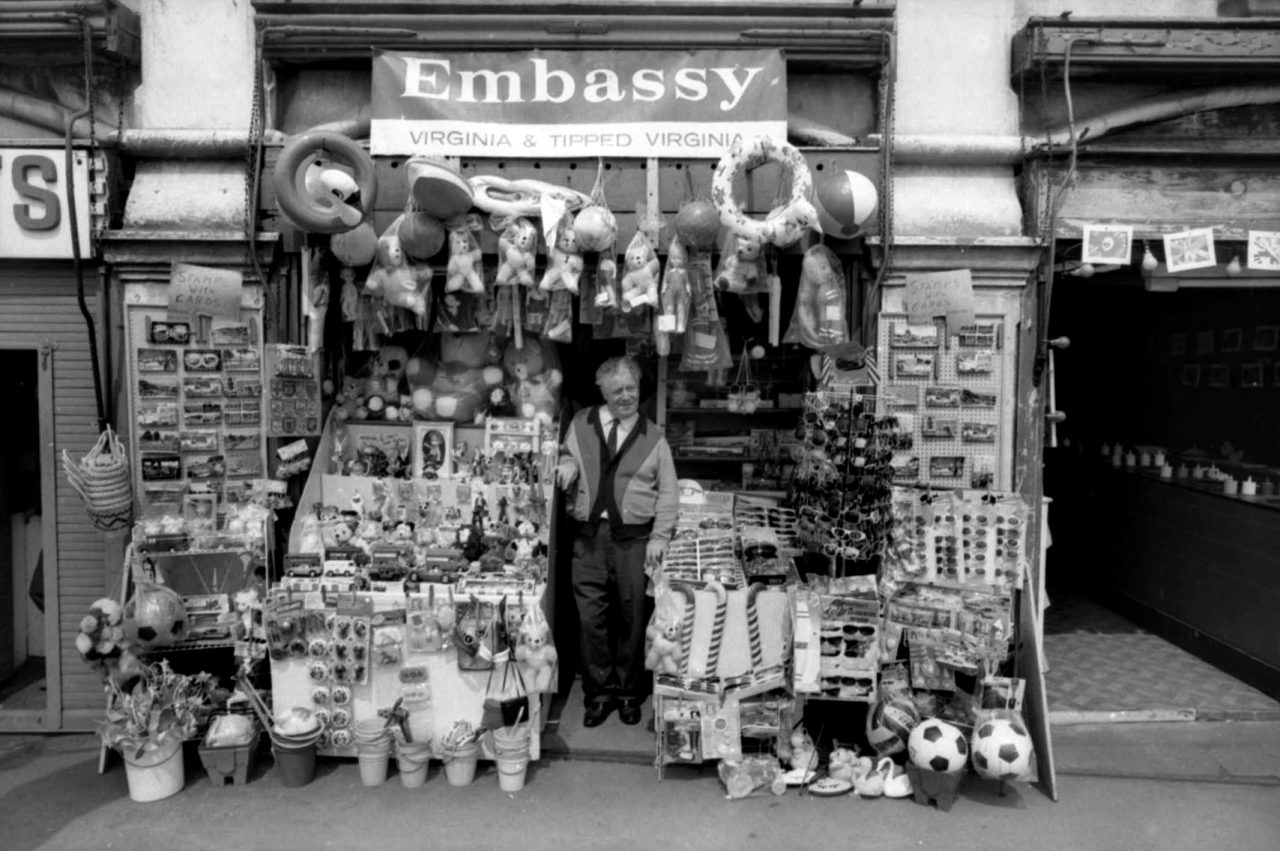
[[644, 585, 685, 675], [365, 219, 428, 315], [445, 215, 485, 294], [233, 587, 263, 642], [515, 605, 558, 692], [368, 344, 409, 398], [619, 231, 661, 311], [827, 747, 864, 783], [714, 231, 765, 293], [295, 511, 324, 554], [502, 337, 563, 427], [76, 597, 143, 685], [788, 725, 818, 774], [539, 213, 584, 294], [495, 217, 538, 288]]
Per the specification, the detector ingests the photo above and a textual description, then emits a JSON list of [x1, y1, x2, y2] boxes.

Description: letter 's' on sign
[[0, 148, 92, 259], [371, 49, 787, 158]]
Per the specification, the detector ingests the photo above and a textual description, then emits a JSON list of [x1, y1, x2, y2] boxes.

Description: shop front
[[75, 0, 1062, 806]]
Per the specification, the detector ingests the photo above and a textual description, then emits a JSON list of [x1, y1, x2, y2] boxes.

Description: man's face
[[600, 371, 639, 421]]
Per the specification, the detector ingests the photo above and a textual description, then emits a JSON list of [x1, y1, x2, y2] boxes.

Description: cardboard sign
[[371, 49, 787, 157], [903, 269, 976, 333], [167, 262, 243, 321]]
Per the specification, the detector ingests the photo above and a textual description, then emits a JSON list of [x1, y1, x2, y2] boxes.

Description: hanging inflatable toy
[[711, 136, 821, 248], [469, 176, 591, 220], [274, 131, 378, 234], [814, 169, 879, 238]]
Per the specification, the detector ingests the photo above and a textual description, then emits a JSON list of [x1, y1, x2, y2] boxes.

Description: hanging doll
[[619, 230, 661, 312], [783, 243, 848, 349], [714, 231, 766, 294], [658, 236, 691, 345], [365, 216, 429, 316], [445, 214, 485, 294]]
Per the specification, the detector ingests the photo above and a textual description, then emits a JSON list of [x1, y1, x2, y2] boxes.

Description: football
[[907, 718, 969, 774], [970, 716, 1033, 781], [866, 693, 920, 756], [125, 582, 188, 650]]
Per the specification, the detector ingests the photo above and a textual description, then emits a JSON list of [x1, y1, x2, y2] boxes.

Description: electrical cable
[[67, 15, 107, 430]]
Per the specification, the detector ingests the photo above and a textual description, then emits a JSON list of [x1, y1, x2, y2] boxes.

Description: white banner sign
[[0, 148, 92, 259], [371, 49, 788, 158]]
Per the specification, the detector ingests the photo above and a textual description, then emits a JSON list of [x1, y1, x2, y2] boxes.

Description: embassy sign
[[371, 49, 787, 158], [0, 148, 92, 259]]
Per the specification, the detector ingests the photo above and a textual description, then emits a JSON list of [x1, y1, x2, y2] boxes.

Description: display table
[[270, 587, 548, 761]]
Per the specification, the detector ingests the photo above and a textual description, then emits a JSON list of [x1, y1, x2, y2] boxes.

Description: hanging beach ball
[[398, 212, 447, 260], [330, 222, 379, 267], [814, 170, 878, 238], [673, 199, 721, 250]]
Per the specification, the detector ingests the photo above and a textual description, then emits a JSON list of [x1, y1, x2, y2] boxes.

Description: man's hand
[[554, 459, 578, 491], [645, 538, 667, 568]]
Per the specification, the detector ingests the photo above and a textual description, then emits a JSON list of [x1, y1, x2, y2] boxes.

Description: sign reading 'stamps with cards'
[[167, 262, 243, 322], [903, 269, 976, 334]]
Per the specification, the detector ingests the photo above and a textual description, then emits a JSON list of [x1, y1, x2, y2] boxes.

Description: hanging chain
[[865, 29, 896, 347], [244, 31, 266, 283]]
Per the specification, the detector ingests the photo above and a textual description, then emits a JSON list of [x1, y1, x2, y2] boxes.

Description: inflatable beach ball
[[970, 717, 1034, 781], [866, 694, 920, 756], [907, 718, 969, 774], [814, 170, 878, 238]]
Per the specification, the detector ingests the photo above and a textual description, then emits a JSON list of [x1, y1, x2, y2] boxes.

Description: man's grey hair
[[595, 356, 641, 388]]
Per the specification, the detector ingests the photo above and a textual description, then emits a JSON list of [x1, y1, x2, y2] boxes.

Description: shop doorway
[[1041, 270, 1280, 719], [0, 349, 47, 717]]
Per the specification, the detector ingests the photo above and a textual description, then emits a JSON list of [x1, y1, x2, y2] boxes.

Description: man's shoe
[[583, 699, 615, 728], [618, 700, 642, 726]]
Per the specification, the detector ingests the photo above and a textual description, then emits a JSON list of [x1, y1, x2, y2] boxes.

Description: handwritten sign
[[167, 262, 243, 321], [903, 269, 976, 333]]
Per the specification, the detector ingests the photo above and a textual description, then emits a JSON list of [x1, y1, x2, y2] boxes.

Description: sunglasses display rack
[[734, 495, 801, 555], [876, 314, 1015, 491], [788, 390, 902, 569], [124, 284, 269, 516]]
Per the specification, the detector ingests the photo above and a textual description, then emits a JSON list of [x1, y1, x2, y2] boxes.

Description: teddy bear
[[494, 216, 538, 288], [787, 725, 818, 775], [714, 231, 765, 294], [445, 214, 485, 294], [619, 231, 661, 311], [502, 336, 563, 427], [644, 584, 685, 675], [365, 219, 429, 316], [539, 213, 585, 294], [515, 606, 558, 692], [76, 597, 144, 685]]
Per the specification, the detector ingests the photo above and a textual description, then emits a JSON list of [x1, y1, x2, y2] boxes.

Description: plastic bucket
[[123, 738, 185, 803], [357, 751, 390, 787], [442, 742, 479, 787], [272, 742, 317, 788], [492, 728, 530, 792], [395, 741, 432, 789]]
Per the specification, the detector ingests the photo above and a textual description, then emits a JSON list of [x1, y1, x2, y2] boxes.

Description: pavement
[[2, 721, 1278, 851]]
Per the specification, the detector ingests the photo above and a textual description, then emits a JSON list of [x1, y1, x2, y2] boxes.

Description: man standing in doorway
[[556, 356, 679, 727]]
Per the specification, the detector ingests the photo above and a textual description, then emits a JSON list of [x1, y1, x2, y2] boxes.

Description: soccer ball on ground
[[907, 718, 969, 774], [970, 716, 1034, 781], [866, 693, 920, 756]]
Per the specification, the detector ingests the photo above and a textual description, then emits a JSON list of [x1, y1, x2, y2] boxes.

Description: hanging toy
[[574, 158, 618, 253], [619, 229, 661, 312], [444, 213, 486, 294], [783, 243, 848, 349], [516, 603, 559, 692], [655, 236, 691, 356], [644, 581, 686, 676], [397, 207, 447, 261], [303, 247, 329, 354], [539, 210, 584, 294], [713, 231, 766, 294], [494, 215, 539, 288], [274, 131, 377, 234], [330, 221, 378, 267], [365, 215, 429, 316], [711, 135, 820, 248]]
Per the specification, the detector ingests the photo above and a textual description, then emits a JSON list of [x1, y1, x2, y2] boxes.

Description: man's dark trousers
[[571, 523, 651, 704]]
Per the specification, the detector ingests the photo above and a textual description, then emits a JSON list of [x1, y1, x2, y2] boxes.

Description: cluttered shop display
[[74, 65, 1040, 802]]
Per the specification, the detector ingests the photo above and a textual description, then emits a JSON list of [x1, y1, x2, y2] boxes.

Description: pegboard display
[[124, 284, 269, 515], [876, 314, 1014, 490]]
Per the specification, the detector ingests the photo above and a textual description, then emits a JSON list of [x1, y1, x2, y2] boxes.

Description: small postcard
[[139, 378, 179, 398], [183, 376, 224, 398], [138, 349, 178, 373], [961, 422, 997, 443], [891, 322, 940, 348], [971, 456, 996, 489], [894, 353, 935, 379], [885, 385, 922, 408], [1246, 230, 1280, 271], [921, 417, 958, 439], [1208, 364, 1231, 388], [179, 430, 220, 452], [222, 347, 262, 371], [1253, 325, 1278, 351], [1240, 364, 1264, 389], [960, 388, 997, 408], [929, 456, 966, 479], [956, 351, 994, 375], [1163, 228, 1217, 273], [182, 349, 223, 372], [1082, 223, 1133, 265], [924, 386, 962, 408], [1181, 364, 1200, 387], [955, 323, 1001, 349]]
